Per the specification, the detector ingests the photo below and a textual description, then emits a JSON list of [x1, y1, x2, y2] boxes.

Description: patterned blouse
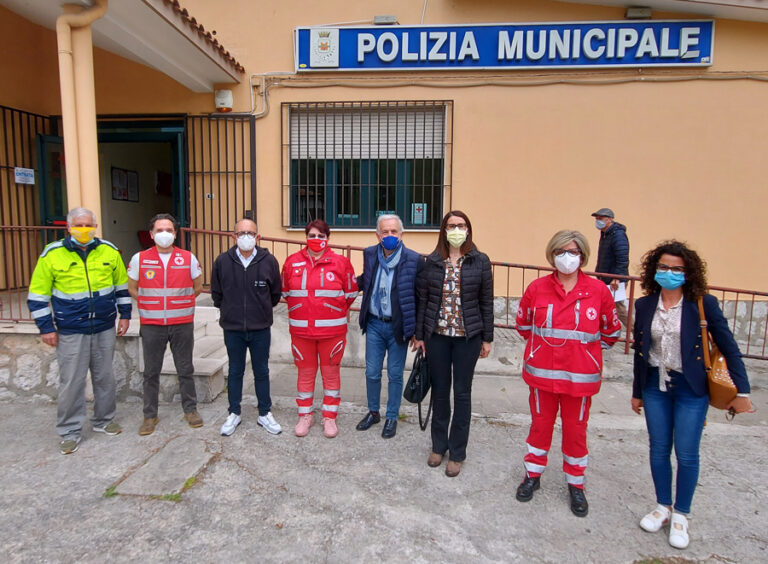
[[649, 295, 684, 390], [436, 256, 465, 337]]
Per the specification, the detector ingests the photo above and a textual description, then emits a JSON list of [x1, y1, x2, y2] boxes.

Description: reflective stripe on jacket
[[137, 246, 195, 325], [516, 271, 620, 397], [27, 237, 131, 335], [281, 247, 358, 338]]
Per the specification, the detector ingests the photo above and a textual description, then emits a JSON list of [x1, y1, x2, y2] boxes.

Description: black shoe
[[381, 418, 397, 439], [568, 485, 589, 517], [356, 411, 381, 431], [515, 476, 540, 502]]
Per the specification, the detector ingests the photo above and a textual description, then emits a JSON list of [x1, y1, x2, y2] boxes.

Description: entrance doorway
[[38, 119, 186, 261]]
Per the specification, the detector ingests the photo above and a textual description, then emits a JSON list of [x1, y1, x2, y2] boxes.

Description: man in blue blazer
[[356, 214, 422, 438]]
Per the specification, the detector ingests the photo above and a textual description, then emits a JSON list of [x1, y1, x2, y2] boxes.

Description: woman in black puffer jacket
[[413, 210, 494, 477]]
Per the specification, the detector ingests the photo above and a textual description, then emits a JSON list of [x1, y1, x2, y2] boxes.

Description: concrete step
[[136, 319, 228, 404], [194, 335, 228, 360]]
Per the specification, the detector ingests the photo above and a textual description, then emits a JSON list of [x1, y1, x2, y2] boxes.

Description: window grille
[[282, 101, 452, 229]]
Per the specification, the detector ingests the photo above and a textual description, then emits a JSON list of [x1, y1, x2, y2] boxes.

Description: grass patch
[[397, 414, 408, 421], [183, 477, 197, 490], [103, 485, 117, 498], [152, 493, 182, 502]]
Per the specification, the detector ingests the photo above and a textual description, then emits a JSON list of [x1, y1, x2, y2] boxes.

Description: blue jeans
[[642, 368, 709, 514], [364, 317, 408, 419], [224, 329, 272, 417]]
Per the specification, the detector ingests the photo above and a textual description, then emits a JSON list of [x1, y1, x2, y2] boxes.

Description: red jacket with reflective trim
[[281, 247, 358, 338], [516, 271, 621, 397], [137, 246, 195, 326]]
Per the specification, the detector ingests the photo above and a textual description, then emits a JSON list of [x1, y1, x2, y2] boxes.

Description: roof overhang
[[556, 0, 768, 23], [0, 0, 243, 92]]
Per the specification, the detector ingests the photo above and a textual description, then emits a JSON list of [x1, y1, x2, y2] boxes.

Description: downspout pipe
[[56, 0, 108, 220]]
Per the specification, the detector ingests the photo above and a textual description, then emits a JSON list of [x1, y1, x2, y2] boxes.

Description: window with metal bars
[[283, 101, 451, 229]]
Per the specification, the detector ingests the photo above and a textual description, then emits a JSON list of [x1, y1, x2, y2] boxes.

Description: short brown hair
[[305, 219, 330, 238], [149, 213, 178, 232]]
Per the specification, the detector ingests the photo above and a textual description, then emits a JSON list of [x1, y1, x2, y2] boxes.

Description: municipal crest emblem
[[145, 270, 156, 280], [309, 28, 339, 68]]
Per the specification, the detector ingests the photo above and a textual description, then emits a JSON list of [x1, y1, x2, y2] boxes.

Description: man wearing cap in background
[[591, 207, 630, 328]]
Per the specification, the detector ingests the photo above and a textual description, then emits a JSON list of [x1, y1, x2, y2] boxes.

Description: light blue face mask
[[595, 219, 607, 230], [654, 270, 685, 290]]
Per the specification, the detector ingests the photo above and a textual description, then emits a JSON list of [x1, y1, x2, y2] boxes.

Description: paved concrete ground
[[2, 364, 767, 563]]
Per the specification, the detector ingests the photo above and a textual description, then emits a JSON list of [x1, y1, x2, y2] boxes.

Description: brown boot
[[139, 417, 159, 436], [445, 460, 462, 477], [184, 411, 203, 428], [427, 452, 443, 467]]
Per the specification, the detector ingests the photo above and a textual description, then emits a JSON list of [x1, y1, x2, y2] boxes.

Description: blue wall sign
[[295, 21, 714, 72]]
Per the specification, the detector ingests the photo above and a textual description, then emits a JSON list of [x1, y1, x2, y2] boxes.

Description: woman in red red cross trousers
[[282, 219, 358, 438], [514, 229, 621, 517]]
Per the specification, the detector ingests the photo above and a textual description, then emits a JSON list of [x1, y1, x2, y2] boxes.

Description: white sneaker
[[257, 412, 282, 435], [669, 512, 690, 549], [220, 413, 241, 436], [640, 504, 671, 533]]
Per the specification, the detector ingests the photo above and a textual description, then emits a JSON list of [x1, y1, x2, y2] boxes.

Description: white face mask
[[554, 252, 581, 275], [152, 231, 175, 248], [237, 234, 256, 252]]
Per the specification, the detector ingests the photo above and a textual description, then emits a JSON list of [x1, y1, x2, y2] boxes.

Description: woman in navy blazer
[[631, 241, 751, 550]]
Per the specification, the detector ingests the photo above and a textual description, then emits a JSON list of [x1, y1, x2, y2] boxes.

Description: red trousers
[[291, 335, 346, 419], [523, 387, 592, 488]]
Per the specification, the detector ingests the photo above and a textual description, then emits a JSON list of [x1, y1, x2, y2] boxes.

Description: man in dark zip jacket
[[211, 218, 282, 437], [592, 207, 630, 327]]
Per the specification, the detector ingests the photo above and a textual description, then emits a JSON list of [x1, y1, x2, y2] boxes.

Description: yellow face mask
[[70, 226, 96, 245]]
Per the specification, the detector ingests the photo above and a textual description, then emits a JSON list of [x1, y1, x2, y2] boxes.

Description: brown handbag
[[697, 296, 737, 410]]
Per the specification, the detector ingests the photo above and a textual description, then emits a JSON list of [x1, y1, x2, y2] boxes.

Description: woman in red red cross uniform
[[282, 219, 358, 439], [514, 230, 621, 517]]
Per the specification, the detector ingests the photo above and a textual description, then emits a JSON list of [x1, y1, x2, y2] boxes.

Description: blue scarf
[[371, 242, 402, 318]]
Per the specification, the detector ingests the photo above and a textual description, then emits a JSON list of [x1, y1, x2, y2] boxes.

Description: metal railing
[[4, 225, 768, 361], [0, 226, 67, 321]]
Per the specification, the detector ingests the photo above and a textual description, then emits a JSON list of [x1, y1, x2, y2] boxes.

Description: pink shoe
[[294, 414, 313, 437], [322, 417, 338, 438]]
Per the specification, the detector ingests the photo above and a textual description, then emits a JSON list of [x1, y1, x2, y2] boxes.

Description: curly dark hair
[[639, 240, 708, 300]]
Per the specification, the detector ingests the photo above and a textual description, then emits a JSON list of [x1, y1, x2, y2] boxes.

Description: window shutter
[[289, 105, 445, 159]]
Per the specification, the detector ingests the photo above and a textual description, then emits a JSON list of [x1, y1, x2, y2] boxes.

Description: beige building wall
[[185, 0, 768, 289], [1, 0, 766, 291]]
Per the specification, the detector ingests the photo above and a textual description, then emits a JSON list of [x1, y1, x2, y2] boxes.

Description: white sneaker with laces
[[669, 512, 690, 549], [640, 504, 671, 533], [257, 412, 282, 435], [220, 413, 241, 436]]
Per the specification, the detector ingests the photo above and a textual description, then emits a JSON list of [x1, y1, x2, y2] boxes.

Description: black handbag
[[403, 349, 432, 430]]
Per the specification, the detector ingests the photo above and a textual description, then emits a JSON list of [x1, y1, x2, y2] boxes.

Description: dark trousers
[[141, 323, 197, 418], [224, 329, 273, 416], [426, 333, 482, 462]]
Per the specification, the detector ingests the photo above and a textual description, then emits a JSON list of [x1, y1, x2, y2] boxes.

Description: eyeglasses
[[235, 231, 257, 238], [554, 249, 581, 257], [657, 264, 685, 274], [307, 233, 327, 239], [446, 223, 468, 231]]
